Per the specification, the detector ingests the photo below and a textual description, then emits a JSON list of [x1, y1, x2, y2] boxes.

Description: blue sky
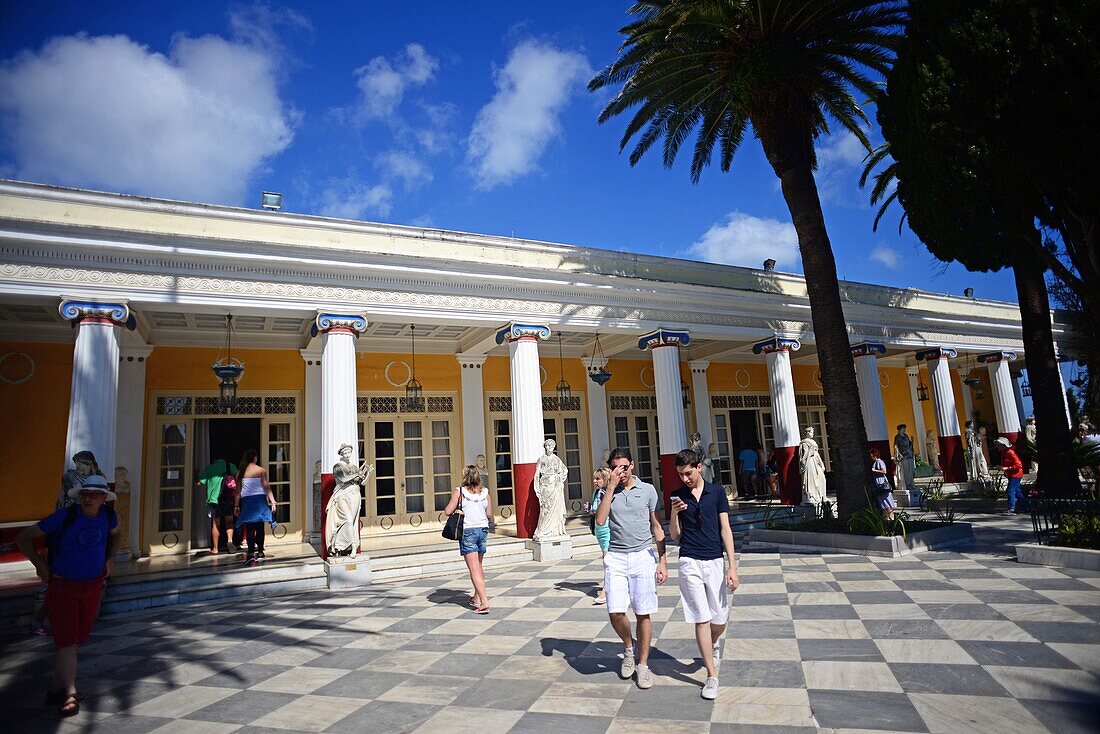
[[0, 1, 1020, 303]]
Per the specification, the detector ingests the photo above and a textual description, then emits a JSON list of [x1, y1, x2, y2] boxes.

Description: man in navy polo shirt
[[669, 448, 739, 700]]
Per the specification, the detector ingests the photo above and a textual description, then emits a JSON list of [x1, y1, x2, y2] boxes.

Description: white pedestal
[[325, 557, 373, 589], [526, 536, 573, 562]]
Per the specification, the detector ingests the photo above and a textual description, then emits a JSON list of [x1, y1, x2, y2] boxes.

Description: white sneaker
[[636, 663, 653, 689], [712, 639, 722, 670], [701, 676, 719, 700], [620, 648, 636, 680]]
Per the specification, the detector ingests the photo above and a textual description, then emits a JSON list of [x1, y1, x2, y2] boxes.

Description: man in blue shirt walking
[[669, 448, 740, 700]]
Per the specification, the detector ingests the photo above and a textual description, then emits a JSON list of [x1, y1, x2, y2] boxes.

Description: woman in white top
[[233, 449, 277, 566], [444, 465, 492, 614]]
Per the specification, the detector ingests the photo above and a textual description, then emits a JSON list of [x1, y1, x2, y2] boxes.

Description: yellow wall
[[881, 366, 917, 438], [704, 362, 770, 393], [147, 347, 305, 391], [0, 342, 72, 522], [355, 353, 461, 392]]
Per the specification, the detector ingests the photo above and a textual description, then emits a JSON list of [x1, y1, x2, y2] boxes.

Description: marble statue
[[979, 425, 991, 467], [1025, 417, 1037, 472], [532, 438, 568, 541], [893, 425, 917, 494], [58, 450, 105, 510], [325, 444, 373, 559], [475, 453, 490, 488], [114, 465, 131, 554], [702, 442, 718, 484], [690, 432, 706, 458], [925, 429, 940, 472], [311, 460, 323, 538], [965, 421, 990, 482], [601, 448, 611, 468], [798, 427, 827, 506]]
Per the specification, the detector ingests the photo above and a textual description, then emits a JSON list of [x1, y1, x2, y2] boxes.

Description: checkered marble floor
[[2, 515, 1098, 733]]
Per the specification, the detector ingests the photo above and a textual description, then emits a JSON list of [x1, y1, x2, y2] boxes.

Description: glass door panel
[[431, 420, 452, 514], [491, 418, 514, 520], [157, 422, 187, 534], [265, 421, 293, 524], [372, 420, 397, 518], [403, 421, 425, 514]]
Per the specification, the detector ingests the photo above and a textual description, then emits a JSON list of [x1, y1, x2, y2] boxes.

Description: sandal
[[58, 693, 80, 717], [473, 606, 490, 615], [45, 690, 84, 704]]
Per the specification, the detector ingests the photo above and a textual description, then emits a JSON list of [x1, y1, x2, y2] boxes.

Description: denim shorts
[[459, 526, 488, 556]]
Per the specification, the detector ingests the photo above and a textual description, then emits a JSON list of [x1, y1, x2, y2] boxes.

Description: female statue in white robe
[[325, 444, 373, 559], [533, 439, 569, 541], [799, 427, 827, 507], [965, 421, 990, 482]]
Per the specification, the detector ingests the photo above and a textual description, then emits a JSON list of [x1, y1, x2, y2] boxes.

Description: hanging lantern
[[588, 332, 612, 386], [405, 324, 424, 412], [681, 379, 691, 407], [211, 314, 244, 411], [555, 332, 571, 410], [917, 377, 930, 402]]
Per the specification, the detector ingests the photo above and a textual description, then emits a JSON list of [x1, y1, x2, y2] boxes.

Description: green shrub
[[1053, 514, 1100, 550]]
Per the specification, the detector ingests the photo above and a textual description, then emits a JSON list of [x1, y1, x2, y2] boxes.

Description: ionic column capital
[[915, 346, 957, 362], [638, 328, 690, 351], [59, 299, 134, 329], [850, 342, 886, 358], [495, 322, 550, 344], [753, 336, 801, 355], [977, 350, 1018, 364], [312, 311, 367, 337]]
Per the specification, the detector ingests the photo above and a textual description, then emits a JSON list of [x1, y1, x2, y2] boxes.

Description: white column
[[116, 343, 152, 557], [581, 356, 610, 471], [457, 354, 488, 466], [906, 365, 928, 455], [497, 323, 550, 538], [689, 359, 713, 448], [300, 345, 323, 539], [918, 347, 966, 482], [753, 337, 801, 504], [978, 351, 1021, 440], [851, 344, 888, 443], [639, 330, 690, 457], [316, 313, 367, 466], [955, 366, 975, 424], [60, 300, 128, 485]]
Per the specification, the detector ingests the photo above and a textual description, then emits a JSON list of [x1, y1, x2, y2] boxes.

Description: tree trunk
[[755, 111, 874, 516], [1013, 259, 1082, 498]]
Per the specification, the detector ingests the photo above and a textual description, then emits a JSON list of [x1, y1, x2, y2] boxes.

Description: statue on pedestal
[[532, 438, 568, 541], [58, 450, 105, 510], [965, 420, 990, 482], [475, 453, 490, 488], [1024, 417, 1038, 472], [925, 429, 940, 472], [325, 444, 373, 559], [893, 424, 917, 493], [114, 465, 131, 554], [799, 427, 827, 506], [702, 442, 718, 484]]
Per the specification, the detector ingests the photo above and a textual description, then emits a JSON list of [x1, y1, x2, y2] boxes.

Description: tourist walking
[[15, 475, 119, 717], [444, 465, 492, 614], [198, 457, 237, 554], [871, 448, 894, 520], [594, 448, 668, 689], [737, 444, 760, 498], [669, 449, 739, 700], [234, 449, 277, 566], [997, 437, 1027, 515], [590, 467, 612, 604]]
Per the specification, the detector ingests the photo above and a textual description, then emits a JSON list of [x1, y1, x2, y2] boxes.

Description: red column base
[[869, 439, 895, 490], [319, 473, 339, 560], [775, 446, 799, 505], [938, 435, 967, 483], [659, 454, 681, 515], [513, 462, 537, 539]]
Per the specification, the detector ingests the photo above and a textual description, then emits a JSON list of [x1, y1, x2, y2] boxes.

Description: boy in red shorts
[[16, 474, 119, 717]]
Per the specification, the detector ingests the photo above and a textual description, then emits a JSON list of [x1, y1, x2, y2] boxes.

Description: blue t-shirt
[[672, 481, 730, 560], [38, 506, 117, 581], [738, 448, 758, 472]]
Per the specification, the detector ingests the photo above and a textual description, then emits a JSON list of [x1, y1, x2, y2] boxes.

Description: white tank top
[[240, 476, 265, 498], [460, 487, 489, 529]]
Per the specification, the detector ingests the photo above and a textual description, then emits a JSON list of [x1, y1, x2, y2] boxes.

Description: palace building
[[0, 179, 1060, 558]]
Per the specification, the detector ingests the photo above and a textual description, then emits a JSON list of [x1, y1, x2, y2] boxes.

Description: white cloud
[[818, 131, 867, 168], [870, 244, 901, 269], [815, 130, 870, 207], [318, 177, 392, 220], [352, 43, 438, 122], [688, 212, 800, 270], [376, 150, 433, 190], [0, 30, 294, 204], [466, 40, 591, 190]]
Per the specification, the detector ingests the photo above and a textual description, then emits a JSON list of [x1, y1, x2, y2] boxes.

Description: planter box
[[745, 523, 973, 558], [914, 466, 935, 478], [1016, 542, 1100, 571]]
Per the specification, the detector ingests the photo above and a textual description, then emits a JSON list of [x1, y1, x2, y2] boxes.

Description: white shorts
[[604, 548, 659, 616], [678, 557, 730, 624]]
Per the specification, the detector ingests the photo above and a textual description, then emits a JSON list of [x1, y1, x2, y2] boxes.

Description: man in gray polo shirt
[[594, 447, 668, 689]]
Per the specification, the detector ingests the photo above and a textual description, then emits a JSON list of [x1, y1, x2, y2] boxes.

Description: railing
[[1029, 498, 1100, 546]]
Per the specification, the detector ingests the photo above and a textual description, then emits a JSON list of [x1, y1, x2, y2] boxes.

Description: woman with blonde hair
[[444, 465, 492, 614], [591, 467, 612, 604]]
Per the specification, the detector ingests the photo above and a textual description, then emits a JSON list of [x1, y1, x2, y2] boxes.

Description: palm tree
[[590, 0, 905, 514]]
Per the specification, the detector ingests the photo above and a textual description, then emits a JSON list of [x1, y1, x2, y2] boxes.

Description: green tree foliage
[[872, 0, 1094, 496], [589, 0, 906, 515]]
